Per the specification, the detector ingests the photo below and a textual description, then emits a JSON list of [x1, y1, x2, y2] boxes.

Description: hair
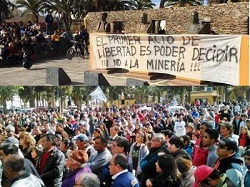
[[19, 132, 36, 150], [94, 136, 108, 146], [176, 157, 193, 174], [94, 128, 104, 137], [205, 128, 219, 141], [31, 146, 43, 157], [114, 154, 128, 170], [201, 169, 220, 185], [161, 130, 174, 138], [42, 134, 56, 146], [152, 133, 165, 143], [169, 136, 184, 149], [114, 136, 130, 154], [157, 153, 177, 180], [4, 154, 25, 172], [2, 144, 19, 155], [181, 135, 191, 145], [200, 121, 213, 129], [61, 138, 73, 150]]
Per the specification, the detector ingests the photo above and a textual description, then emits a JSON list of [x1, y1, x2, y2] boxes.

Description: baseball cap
[[72, 134, 89, 142], [0, 136, 19, 148], [219, 122, 233, 130], [76, 173, 100, 187], [69, 150, 88, 164], [241, 113, 248, 117], [5, 125, 15, 132], [193, 165, 214, 187], [219, 137, 238, 152]]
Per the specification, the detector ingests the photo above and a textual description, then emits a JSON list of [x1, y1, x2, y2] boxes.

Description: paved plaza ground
[[0, 56, 209, 86]]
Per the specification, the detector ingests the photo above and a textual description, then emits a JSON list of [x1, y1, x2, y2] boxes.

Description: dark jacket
[[172, 149, 191, 160], [152, 174, 180, 187], [38, 147, 65, 187], [140, 144, 170, 187], [215, 153, 243, 174]]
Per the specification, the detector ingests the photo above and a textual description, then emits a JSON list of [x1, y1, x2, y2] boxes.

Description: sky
[[152, 0, 160, 7]]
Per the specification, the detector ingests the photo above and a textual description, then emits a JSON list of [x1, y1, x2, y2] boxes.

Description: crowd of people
[[0, 11, 89, 64], [0, 100, 249, 187]]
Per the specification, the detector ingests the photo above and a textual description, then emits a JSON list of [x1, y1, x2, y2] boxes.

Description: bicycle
[[66, 40, 87, 60]]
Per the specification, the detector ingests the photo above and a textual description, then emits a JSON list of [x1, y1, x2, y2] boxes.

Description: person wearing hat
[[73, 134, 96, 158], [62, 150, 91, 187], [79, 122, 91, 137], [74, 173, 100, 187], [185, 122, 195, 139], [214, 137, 243, 187], [193, 165, 235, 187]]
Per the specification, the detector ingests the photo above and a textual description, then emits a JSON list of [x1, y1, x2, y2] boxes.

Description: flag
[[89, 86, 107, 102]]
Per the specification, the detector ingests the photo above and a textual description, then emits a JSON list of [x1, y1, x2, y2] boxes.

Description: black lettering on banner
[[96, 36, 107, 47], [102, 59, 109, 67], [113, 59, 121, 66], [192, 45, 239, 63], [148, 36, 175, 45], [182, 36, 200, 46], [147, 59, 185, 72], [154, 45, 185, 59], [130, 59, 139, 68], [108, 35, 141, 45], [140, 46, 151, 56]]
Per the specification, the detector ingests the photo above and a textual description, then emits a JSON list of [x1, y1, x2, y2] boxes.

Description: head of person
[[5, 125, 15, 137], [141, 13, 148, 24], [73, 134, 89, 150], [31, 146, 43, 159], [94, 136, 108, 153], [109, 126, 119, 137], [202, 128, 219, 147], [185, 122, 195, 134], [93, 128, 103, 138], [19, 132, 36, 149], [199, 122, 213, 137], [0, 144, 19, 160], [176, 157, 193, 175], [193, 165, 220, 187], [241, 113, 248, 120], [242, 150, 250, 169], [60, 138, 73, 152], [169, 136, 184, 153], [217, 137, 238, 160], [135, 131, 146, 143], [111, 136, 130, 155], [219, 122, 233, 138], [101, 13, 108, 21], [74, 173, 100, 187], [109, 154, 128, 176], [155, 152, 177, 178], [151, 133, 165, 149], [3, 154, 25, 181], [161, 129, 174, 142], [181, 135, 191, 147], [55, 122, 64, 133], [40, 134, 56, 152], [66, 150, 88, 171]]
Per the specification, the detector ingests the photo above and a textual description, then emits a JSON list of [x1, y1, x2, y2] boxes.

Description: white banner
[[91, 34, 242, 85]]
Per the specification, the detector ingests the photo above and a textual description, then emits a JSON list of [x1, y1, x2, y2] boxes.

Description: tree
[[16, 0, 43, 22], [164, 0, 202, 7], [130, 0, 156, 9], [0, 86, 21, 111], [0, 0, 15, 24]]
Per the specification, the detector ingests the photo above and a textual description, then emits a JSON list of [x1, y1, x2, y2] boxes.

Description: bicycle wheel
[[66, 48, 75, 60]]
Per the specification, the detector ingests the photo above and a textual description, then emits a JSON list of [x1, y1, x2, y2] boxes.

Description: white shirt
[[112, 169, 128, 180], [174, 121, 186, 137]]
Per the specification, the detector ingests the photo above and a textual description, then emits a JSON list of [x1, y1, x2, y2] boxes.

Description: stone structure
[[85, 3, 249, 35]]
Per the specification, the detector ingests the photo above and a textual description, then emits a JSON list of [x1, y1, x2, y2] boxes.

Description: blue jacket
[[112, 171, 140, 187]]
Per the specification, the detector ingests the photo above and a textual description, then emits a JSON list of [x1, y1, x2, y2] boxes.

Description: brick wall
[[85, 2, 249, 34]]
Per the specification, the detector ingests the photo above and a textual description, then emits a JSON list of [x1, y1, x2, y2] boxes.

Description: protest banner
[[89, 33, 249, 85]]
